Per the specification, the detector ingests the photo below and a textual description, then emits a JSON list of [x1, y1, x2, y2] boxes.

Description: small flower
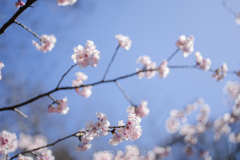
[[176, 35, 195, 58], [47, 97, 69, 115], [0, 130, 18, 154], [195, 52, 211, 71], [212, 62, 228, 81], [235, 13, 240, 25], [115, 34, 132, 50], [32, 34, 57, 53], [17, 154, 33, 160], [0, 62, 4, 80], [15, 0, 25, 8], [37, 150, 55, 160], [57, 0, 77, 6], [157, 60, 170, 78]]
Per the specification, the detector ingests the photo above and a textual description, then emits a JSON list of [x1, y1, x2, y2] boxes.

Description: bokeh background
[[0, 0, 240, 159]]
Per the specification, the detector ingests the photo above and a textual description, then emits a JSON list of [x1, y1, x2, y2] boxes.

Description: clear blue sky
[[0, 0, 240, 159]]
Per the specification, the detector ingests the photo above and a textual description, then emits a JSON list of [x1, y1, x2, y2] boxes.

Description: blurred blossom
[[212, 62, 228, 81], [0, 130, 18, 154], [195, 52, 211, 71], [32, 34, 56, 53], [115, 34, 132, 50], [176, 35, 194, 58]]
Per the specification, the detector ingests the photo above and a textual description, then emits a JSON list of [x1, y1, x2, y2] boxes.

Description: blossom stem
[[115, 81, 135, 106], [56, 64, 77, 88], [14, 20, 41, 40], [167, 49, 179, 62], [102, 45, 120, 81], [13, 108, 28, 118]]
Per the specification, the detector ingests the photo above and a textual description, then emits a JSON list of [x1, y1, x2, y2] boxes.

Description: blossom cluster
[[17, 150, 55, 160], [214, 81, 240, 141], [0, 130, 18, 154], [72, 72, 92, 98], [212, 62, 228, 81], [32, 34, 57, 53], [176, 35, 195, 58], [15, 0, 25, 8], [0, 62, 4, 80], [195, 52, 211, 71], [17, 154, 33, 160], [18, 133, 48, 153], [126, 101, 150, 118], [71, 40, 100, 68], [47, 97, 69, 115], [108, 113, 142, 146], [136, 55, 170, 79], [57, 0, 77, 6], [75, 112, 111, 152], [93, 145, 171, 160], [115, 34, 132, 50]]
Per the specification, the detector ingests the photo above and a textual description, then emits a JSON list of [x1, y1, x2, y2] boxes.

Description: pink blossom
[[37, 150, 55, 160], [195, 52, 211, 71], [212, 62, 228, 81], [76, 86, 93, 98], [157, 60, 170, 78], [93, 151, 113, 160], [17, 154, 33, 160], [0, 130, 18, 154], [32, 34, 56, 53], [223, 81, 240, 99], [228, 132, 240, 143], [126, 101, 150, 118], [71, 40, 100, 68], [72, 72, 88, 87], [15, 0, 25, 8], [57, 0, 77, 6], [176, 35, 195, 58], [47, 97, 69, 115], [235, 13, 240, 25], [18, 133, 47, 153], [136, 55, 157, 79], [115, 34, 132, 50], [75, 143, 92, 152], [0, 62, 4, 80], [165, 117, 180, 133]]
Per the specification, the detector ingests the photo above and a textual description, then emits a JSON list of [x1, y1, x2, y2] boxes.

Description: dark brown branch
[[102, 45, 120, 81], [57, 64, 77, 88], [115, 81, 135, 106], [13, 108, 28, 118], [0, 0, 37, 35], [0, 65, 237, 112], [14, 20, 41, 40]]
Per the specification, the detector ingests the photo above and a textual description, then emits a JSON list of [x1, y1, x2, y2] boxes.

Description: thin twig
[[222, 0, 237, 16], [167, 49, 179, 62], [10, 125, 125, 160], [0, 0, 37, 35], [30, 151, 39, 157], [14, 20, 41, 40], [115, 81, 135, 106], [0, 65, 237, 112], [102, 45, 120, 81], [13, 108, 28, 118], [48, 94, 57, 104], [56, 64, 77, 88]]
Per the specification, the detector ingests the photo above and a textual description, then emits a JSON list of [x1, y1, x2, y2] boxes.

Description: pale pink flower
[[72, 72, 88, 87], [176, 35, 194, 58], [93, 151, 113, 160], [71, 40, 100, 68], [76, 86, 92, 98], [136, 55, 157, 79], [0, 62, 4, 80], [223, 81, 240, 99], [75, 143, 92, 152], [157, 60, 170, 78], [47, 97, 69, 115], [228, 132, 240, 143], [126, 101, 150, 118], [235, 13, 240, 25], [154, 146, 171, 158], [57, 0, 77, 6], [115, 34, 132, 50], [165, 117, 180, 133], [18, 133, 47, 153], [195, 52, 211, 71], [17, 154, 33, 160], [32, 34, 56, 53], [212, 62, 228, 81], [37, 150, 55, 160], [15, 0, 25, 8], [0, 130, 18, 154]]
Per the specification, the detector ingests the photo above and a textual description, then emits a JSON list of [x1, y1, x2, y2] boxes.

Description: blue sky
[[0, 0, 240, 159]]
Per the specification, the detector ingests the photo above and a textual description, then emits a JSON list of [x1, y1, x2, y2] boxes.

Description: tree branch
[[14, 20, 41, 40], [13, 108, 28, 118], [167, 49, 179, 62], [56, 64, 77, 88], [0, 0, 37, 35], [102, 45, 120, 81], [115, 81, 135, 106]]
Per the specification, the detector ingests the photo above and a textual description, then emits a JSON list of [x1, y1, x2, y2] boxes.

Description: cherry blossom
[[136, 55, 157, 79], [18, 133, 48, 153], [57, 0, 77, 6], [157, 60, 170, 78], [235, 13, 240, 25], [176, 35, 195, 58], [15, 0, 25, 8], [47, 97, 69, 115], [32, 34, 57, 53], [37, 149, 55, 160], [17, 154, 33, 160], [115, 34, 132, 50], [0, 130, 18, 154], [126, 101, 150, 118], [0, 62, 4, 80], [212, 62, 228, 81], [93, 151, 113, 160], [195, 52, 211, 71], [223, 81, 240, 99], [71, 40, 100, 68], [228, 132, 240, 143]]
